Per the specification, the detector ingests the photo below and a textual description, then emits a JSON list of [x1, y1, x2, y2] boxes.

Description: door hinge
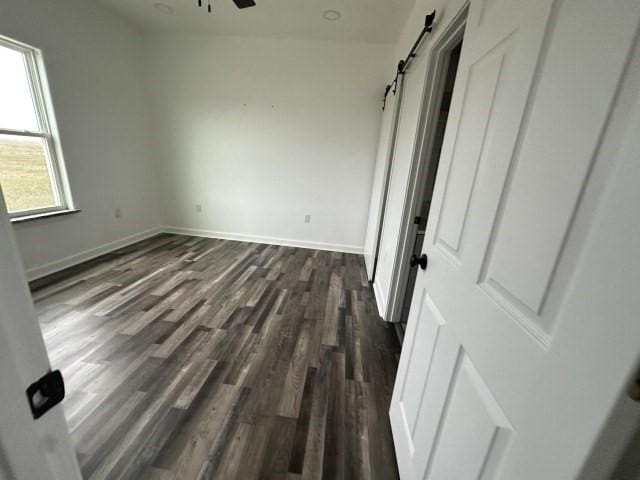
[[26, 369, 65, 419]]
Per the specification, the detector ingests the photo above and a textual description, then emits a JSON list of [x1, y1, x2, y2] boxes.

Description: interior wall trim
[[23, 225, 365, 282], [163, 226, 364, 255], [24, 226, 164, 281]]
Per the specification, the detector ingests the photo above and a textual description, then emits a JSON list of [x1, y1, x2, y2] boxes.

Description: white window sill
[[10, 209, 81, 224]]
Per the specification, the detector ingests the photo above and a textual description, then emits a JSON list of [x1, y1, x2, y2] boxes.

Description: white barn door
[[390, 0, 640, 478]]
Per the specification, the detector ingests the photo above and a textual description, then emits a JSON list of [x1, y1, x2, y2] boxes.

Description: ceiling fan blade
[[232, 0, 256, 8]]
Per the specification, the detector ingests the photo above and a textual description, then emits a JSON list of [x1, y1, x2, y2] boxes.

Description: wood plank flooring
[[32, 234, 401, 480]]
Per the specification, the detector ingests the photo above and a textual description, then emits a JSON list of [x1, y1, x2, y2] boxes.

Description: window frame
[[0, 35, 74, 220]]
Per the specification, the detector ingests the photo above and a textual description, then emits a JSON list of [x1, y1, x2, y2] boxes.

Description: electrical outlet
[[304, 214, 311, 224], [196, 204, 202, 213], [114, 208, 122, 219]]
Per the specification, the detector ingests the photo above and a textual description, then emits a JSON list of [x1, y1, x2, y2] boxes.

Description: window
[[0, 36, 73, 219]]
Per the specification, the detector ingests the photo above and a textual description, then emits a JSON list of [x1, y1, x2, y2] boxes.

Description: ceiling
[[94, 0, 416, 43]]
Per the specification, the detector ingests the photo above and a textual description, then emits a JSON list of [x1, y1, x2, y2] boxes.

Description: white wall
[[145, 33, 392, 252], [0, 0, 395, 277], [364, 0, 466, 316], [0, 0, 162, 279]]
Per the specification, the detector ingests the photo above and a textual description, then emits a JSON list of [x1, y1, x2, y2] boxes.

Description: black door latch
[[26, 370, 65, 419]]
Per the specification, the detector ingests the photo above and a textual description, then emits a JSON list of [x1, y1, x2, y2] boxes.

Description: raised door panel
[[395, 291, 446, 443], [434, 38, 510, 261], [390, 288, 460, 479], [476, 0, 640, 341], [391, 284, 514, 480], [431, 0, 555, 268], [424, 352, 512, 480]]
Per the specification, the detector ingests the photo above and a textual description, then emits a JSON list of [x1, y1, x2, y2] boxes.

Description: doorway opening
[[399, 41, 462, 335], [385, 16, 466, 340]]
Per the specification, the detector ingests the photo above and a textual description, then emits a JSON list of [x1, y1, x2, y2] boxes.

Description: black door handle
[[26, 370, 65, 419], [410, 254, 428, 270]]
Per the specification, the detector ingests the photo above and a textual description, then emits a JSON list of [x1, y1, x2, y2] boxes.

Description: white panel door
[[0, 194, 81, 478], [390, 0, 640, 478]]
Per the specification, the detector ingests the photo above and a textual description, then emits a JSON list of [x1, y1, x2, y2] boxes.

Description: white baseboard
[[25, 226, 164, 281], [25, 225, 364, 282], [373, 279, 387, 319], [162, 226, 364, 255]]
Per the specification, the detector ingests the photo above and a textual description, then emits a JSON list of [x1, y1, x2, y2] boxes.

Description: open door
[[390, 0, 640, 478], [0, 194, 81, 478]]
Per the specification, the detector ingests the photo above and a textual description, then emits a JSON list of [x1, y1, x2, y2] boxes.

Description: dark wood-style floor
[[32, 234, 401, 480]]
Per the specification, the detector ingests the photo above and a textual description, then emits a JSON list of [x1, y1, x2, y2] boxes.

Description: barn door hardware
[[382, 11, 436, 109], [26, 369, 65, 419], [382, 84, 392, 111]]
